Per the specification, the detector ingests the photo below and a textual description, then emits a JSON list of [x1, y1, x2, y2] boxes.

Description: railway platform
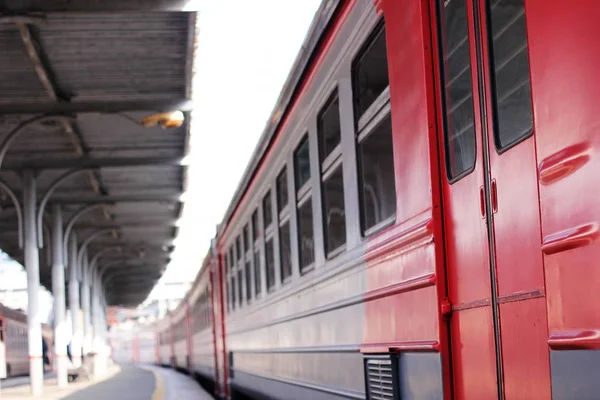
[[0, 365, 212, 400]]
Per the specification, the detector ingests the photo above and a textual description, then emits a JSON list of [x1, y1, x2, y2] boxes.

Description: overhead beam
[[0, 194, 181, 206], [0, 98, 193, 115], [0, 1, 201, 12], [17, 21, 118, 239], [1, 155, 185, 170]]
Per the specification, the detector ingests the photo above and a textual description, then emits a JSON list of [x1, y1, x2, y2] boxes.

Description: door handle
[[491, 179, 498, 213], [479, 186, 486, 218]]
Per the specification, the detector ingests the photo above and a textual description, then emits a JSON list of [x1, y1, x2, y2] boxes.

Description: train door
[[433, 0, 550, 398]]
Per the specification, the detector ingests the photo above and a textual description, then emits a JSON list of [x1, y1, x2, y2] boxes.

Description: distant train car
[[0, 303, 54, 377], [109, 327, 156, 365], [156, 317, 172, 367], [138, 0, 600, 398]]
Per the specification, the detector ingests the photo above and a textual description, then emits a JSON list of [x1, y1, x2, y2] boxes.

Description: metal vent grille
[[366, 357, 394, 400]]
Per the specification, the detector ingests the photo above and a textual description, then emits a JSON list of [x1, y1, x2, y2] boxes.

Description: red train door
[[433, 0, 551, 398]]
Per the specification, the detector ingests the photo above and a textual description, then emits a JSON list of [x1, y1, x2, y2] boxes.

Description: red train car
[[150, 0, 600, 398], [0, 303, 54, 377]]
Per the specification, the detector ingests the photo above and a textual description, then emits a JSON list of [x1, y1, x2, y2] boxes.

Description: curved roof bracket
[[37, 167, 93, 248], [0, 114, 76, 170], [76, 228, 117, 279], [63, 203, 113, 264], [0, 179, 24, 249]]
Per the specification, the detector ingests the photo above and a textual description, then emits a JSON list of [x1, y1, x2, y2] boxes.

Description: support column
[[23, 170, 43, 396], [51, 204, 68, 387], [91, 275, 107, 378], [81, 253, 92, 356], [68, 233, 82, 368]]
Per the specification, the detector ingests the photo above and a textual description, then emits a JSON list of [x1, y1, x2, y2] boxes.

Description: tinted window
[[263, 191, 272, 227], [265, 238, 275, 291], [237, 267, 243, 306], [323, 166, 346, 255], [358, 116, 396, 233], [245, 261, 252, 302], [352, 23, 389, 118], [244, 224, 250, 251], [252, 210, 259, 240], [439, 0, 477, 179], [253, 250, 261, 296], [488, 0, 533, 150], [279, 221, 292, 282], [231, 274, 236, 310], [297, 199, 315, 270], [276, 167, 288, 211], [318, 92, 342, 162], [294, 137, 311, 189]]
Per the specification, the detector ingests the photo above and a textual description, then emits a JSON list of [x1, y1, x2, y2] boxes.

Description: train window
[[237, 264, 243, 307], [358, 116, 396, 233], [294, 136, 311, 189], [322, 165, 346, 255], [244, 224, 250, 251], [263, 190, 273, 228], [279, 221, 292, 282], [439, 0, 477, 180], [225, 251, 231, 312], [487, 0, 533, 151], [265, 238, 275, 291], [252, 206, 262, 298], [352, 22, 389, 122], [318, 91, 342, 163], [253, 249, 261, 297], [252, 210, 259, 240], [353, 21, 396, 235], [244, 222, 253, 303], [245, 260, 252, 303], [297, 198, 315, 270], [277, 166, 293, 284], [276, 167, 289, 211], [229, 247, 236, 311], [318, 89, 346, 256]]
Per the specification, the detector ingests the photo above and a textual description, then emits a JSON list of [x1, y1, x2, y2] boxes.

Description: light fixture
[[139, 110, 184, 129]]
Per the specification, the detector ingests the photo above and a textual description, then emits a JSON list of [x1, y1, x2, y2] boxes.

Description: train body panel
[[0, 303, 53, 377]]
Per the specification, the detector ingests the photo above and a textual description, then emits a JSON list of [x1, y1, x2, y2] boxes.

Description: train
[[0, 303, 54, 378], [114, 0, 600, 398]]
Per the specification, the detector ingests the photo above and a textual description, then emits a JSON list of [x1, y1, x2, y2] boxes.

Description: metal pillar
[[23, 170, 43, 396], [81, 253, 92, 356], [68, 233, 82, 367], [51, 204, 68, 387], [91, 275, 107, 378]]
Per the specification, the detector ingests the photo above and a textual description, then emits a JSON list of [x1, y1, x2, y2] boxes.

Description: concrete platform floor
[[0, 364, 212, 400]]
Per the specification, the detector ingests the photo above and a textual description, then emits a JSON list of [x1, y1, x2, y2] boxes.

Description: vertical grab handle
[[491, 179, 498, 213], [479, 186, 486, 218]]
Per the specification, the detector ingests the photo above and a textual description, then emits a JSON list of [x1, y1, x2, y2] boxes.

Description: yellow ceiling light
[[140, 110, 185, 129]]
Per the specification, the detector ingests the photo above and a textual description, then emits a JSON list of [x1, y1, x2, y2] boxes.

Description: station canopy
[[0, 1, 198, 306]]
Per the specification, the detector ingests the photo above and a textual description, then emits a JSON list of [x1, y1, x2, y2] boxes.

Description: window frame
[[485, 0, 534, 154], [252, 206, 263, 299], [294, 134, 316, 273], [276, 166, 293, 285], [263, 188, 277, 293], [351, 19, 397, 236], [317, 88, 347, 258]]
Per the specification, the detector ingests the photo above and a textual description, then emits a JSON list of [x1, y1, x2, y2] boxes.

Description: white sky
[[152, 0, 323, 291]]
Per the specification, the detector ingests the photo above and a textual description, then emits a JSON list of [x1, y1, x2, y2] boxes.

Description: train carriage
[[156, 317, 172, 367], [171, 295, 190, 371], [0, 304, 54, 377], [149, 0, 600, 399]]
